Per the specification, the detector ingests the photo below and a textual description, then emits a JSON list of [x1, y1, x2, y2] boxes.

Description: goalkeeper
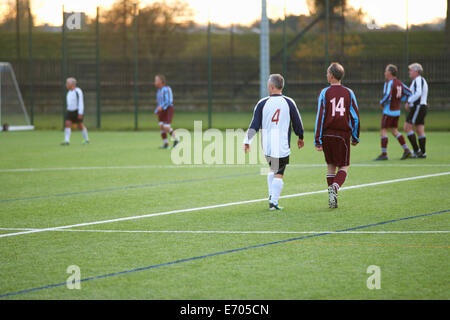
[[61, 77, 89, 146]]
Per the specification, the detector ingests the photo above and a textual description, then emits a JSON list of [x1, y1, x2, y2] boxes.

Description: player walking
[[244, 74, 304, 211], [314, 63, 360, 209], [404, 63, 429, 158], [375, 64, 412, 161], [154, 74, 179, 149], [61, 77, 89, 146]]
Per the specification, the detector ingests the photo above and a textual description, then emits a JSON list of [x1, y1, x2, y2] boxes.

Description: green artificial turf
[[0, 130, 449, 299], [10, 110, 450, 131]]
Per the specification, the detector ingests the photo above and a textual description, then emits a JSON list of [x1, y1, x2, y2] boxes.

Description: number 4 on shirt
[[272, 109, 280, 124], [331, 97, 345, 117]]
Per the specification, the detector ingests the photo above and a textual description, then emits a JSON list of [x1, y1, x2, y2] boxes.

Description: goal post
[[0, 62, 34, 131]]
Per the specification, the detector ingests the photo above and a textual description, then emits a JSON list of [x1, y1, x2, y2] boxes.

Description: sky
[[3, 0, 447, 28]]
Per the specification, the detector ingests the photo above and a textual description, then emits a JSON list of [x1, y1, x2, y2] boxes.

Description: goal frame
[[0, 62, 34, 131]]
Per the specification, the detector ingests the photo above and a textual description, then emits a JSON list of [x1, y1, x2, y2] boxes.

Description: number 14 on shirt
[[331, 97, 345, 117]]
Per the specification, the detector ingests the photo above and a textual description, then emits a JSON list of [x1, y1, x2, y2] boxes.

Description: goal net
[[0, 62, 34, 131]]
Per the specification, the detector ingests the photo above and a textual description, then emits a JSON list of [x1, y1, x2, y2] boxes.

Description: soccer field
[[0, 130, 449, 299]]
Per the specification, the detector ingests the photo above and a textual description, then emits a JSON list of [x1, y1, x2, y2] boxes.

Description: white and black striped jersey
[[408, 75, 428, 106], [244, 94, 304, 158], [66, 87, 84, 115]]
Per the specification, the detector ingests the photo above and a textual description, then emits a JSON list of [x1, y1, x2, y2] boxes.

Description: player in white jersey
[[244, 74, 304, 210], [61, 77, 89, 146], [404, 63, 429, 158]]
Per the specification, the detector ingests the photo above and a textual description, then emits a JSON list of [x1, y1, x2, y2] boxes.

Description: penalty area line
[[1, 163, 450, 172], [0, 171, 449, 239], [0, 227, 449, 235]]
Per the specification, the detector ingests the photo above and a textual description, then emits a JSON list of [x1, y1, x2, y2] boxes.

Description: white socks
[[270, 178, 284, 205], [65, 127, 89, 143], [267, 172, 274, 199], [64, 128, 71, 142], [82, 128, 89, 141], [164, 125, 178, 141]]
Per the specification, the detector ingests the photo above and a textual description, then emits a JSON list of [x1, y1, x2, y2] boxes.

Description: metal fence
[[8, 55, 450, 110], [1, 4, 449, 130]]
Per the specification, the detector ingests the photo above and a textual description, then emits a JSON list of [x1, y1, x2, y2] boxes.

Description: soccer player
[[61, 77, 89, 146], [375, 64, 412, 161], [404, 63, 429, 158], [244, 74, 304, 211], [314, 63, 360, 209], [154, 74, 179, 149]]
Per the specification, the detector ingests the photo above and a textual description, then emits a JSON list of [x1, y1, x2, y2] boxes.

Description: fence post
[[133, 3, 138, 131], [230, 24, 235, 107], [61, 6, 67, 129], [282, 2, 288, 94], [16, 0, 21, 59], [325, 0, 329, 68], [28, 2, 34, 125], [96, 6, 101, 129], [260, 0, 270, 99], [207, 19, 212, 129], [405, 0, 409, 79]]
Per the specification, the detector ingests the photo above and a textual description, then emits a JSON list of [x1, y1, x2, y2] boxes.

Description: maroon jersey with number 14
[[315, 85, 360, 146], [315, 85, 360, 167]]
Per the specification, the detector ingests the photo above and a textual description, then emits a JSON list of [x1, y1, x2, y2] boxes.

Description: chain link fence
[[1, 2, 449, 130]]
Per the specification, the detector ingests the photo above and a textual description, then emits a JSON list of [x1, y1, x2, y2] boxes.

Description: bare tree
[[307, 0, 347, 22], [307, 0, 347, 15], [0, 0, 31, 32], [101, 0, 134, 58], [0, 0, 35, 59], [137, 1, 192, 60], [101, 0, 192, 60], [306, 0, 348, 37]]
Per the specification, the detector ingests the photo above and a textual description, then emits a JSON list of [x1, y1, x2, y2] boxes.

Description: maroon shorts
[[322, 133, 351, 167], [381, 114, 399, 129], [158, 106, 174, 124]]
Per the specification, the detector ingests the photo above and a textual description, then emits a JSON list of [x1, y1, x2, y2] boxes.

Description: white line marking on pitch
[[1, 163, 450, 172], [0, 172, 449, 239], [0, 227, 448, 234]]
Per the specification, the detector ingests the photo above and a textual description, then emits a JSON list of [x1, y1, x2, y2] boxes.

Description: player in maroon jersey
[[375, 64, 412, 161], [314, 63, 360, 208]]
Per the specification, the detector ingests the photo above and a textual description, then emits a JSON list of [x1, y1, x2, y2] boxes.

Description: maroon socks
[[326, 174, 336, 186], [381, 136, 388, 156], [332, 170, 347, 192], [396, 133, 410, 152]]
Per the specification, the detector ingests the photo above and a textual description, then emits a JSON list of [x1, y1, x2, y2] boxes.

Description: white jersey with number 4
[[244, 94, 304, 158]]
